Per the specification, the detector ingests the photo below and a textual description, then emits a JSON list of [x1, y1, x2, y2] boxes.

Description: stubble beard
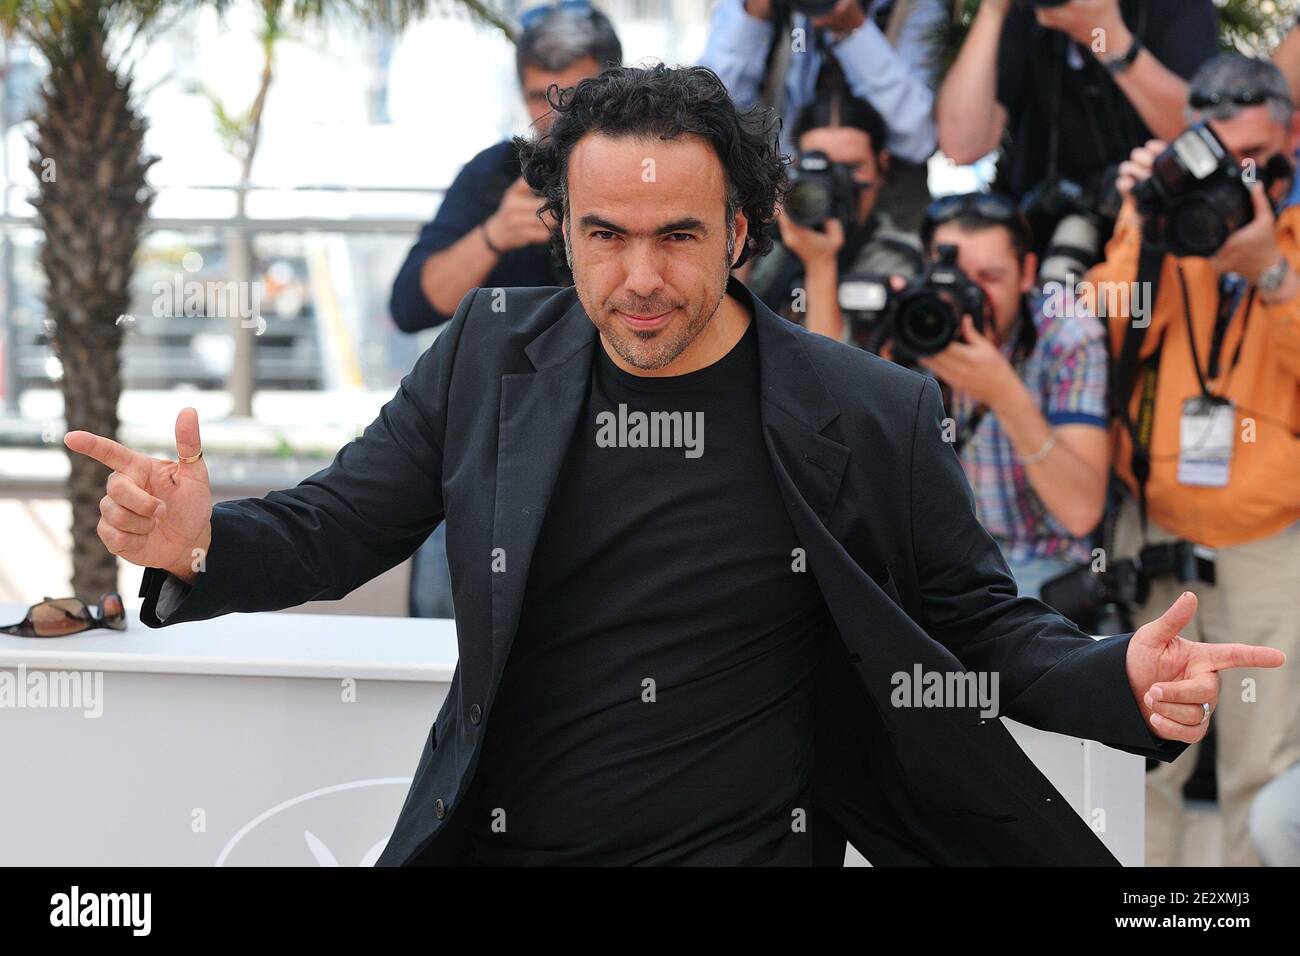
[[570, 228, 736, 372]]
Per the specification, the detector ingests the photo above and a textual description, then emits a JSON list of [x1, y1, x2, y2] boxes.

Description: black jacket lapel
[[745, 278, 850, 528], [490, 298, 595, 672]]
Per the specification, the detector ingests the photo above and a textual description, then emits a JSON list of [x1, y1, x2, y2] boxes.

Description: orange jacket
[[1084, 199, 1300, 548]]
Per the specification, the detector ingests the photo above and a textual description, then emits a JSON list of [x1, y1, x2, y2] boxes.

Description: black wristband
[[480, 221, 505, 256], [1103, 34, 1142, 75]]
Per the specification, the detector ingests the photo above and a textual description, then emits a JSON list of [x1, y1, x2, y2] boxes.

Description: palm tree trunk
[[29, 16, 156, 600]]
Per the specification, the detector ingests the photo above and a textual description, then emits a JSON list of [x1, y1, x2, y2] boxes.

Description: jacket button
[[470, 704, 482, 724], [435, 798, 446, 819]]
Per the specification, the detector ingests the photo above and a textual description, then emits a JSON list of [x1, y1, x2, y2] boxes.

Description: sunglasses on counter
[[0, 592, 126, 638]]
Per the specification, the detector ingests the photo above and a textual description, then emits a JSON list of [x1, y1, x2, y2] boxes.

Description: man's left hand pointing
[[1126, 591, 1287, 743]]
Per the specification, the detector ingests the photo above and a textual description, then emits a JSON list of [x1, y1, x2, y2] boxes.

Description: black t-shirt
[[464, 314, 833, 865], [993, 0, 1218, 200]]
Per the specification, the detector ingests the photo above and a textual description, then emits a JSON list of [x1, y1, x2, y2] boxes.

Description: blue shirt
[[700, 0, 945, 163]]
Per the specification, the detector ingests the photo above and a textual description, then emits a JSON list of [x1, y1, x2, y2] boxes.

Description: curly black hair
[[514, 64, 788, 270]]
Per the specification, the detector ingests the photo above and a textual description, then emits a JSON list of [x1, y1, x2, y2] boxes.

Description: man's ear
[[1020, 252, 1039, 294], [731, 209, 750, 269], [877, 149, 891, 179]]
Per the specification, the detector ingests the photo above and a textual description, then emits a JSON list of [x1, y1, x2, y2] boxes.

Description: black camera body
[[1041, 540, 1216, 631], [1134, 121, 1257, 258], [784, 151, 862, 229], [839, 244, 988, 360]]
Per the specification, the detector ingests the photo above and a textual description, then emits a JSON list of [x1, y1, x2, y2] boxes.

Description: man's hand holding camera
[[1211, 181, 1295, 294], [777, 209, 845, 273], [919, 313, 1023, 411], [1119, 136, 1299, 296], [483, 176, 555, 255], [777, 208, 846, 339]]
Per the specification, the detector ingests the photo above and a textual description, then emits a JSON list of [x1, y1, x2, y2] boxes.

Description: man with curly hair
[[68, 65, 1283, 867]]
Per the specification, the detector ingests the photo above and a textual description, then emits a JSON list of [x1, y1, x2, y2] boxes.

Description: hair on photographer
[[746, 80, 923, 342], [1086, 52, 1300, 868], [937, 0, 1218, 272], [702, 0, 947, 231]]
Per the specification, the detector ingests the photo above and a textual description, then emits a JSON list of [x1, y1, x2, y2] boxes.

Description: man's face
[[563, 132, 748, 372], [796, 126, 882, 226], [1206, 104, 1300, 205], [930, 222, 1035, 342], [522, 56, 603, 134]]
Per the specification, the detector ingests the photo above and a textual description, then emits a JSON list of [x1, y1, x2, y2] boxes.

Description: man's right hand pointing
[[64, 407, 213, 584]]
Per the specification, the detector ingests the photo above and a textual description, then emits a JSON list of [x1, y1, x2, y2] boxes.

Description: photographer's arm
[[828, 0, 945, 163], [803, 260, 843, 341], [1090, 20, 1192, 143], [1273, 22, 1300, 108], [935, 0, 1009, 165], [698, 0, 776, 109], [920, 316, 1108, 537], [1035, 0, 1214, 143], [988, 376, 1109, 538], [776, 213, 845, 341]]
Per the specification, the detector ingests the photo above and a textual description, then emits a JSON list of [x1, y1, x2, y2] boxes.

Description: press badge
[[1177, 396, 1235, 487]]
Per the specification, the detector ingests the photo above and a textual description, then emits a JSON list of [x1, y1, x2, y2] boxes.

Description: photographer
[[937, 0, 1217, 262], [904, 193, 1110, 599], [748, 84, 923, 342], [389, 3, 621, 620], [701, 0, 946, 230], [1086, 54, 1300, 866], [388, 3, 622, 333]]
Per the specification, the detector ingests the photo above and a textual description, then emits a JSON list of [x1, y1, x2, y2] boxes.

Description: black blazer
[[140, 276, 1187, 865]]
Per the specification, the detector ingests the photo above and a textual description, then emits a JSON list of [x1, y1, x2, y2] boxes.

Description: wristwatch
[[1101, 35, 1142, 75], [1257, 256, 1292, 296]]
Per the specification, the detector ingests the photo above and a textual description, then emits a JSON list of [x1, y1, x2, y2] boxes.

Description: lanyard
[[1175, 266, 1254, 400]]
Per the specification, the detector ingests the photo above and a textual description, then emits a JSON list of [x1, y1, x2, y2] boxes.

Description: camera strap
[[1176, 268, 1254, 398], [1110, 240, 1167, 538]]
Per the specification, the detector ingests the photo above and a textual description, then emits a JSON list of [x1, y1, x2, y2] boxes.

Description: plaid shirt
[[951, 292, 1109, 564]]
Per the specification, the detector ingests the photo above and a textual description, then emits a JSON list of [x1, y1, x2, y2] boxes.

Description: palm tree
[[0, 0, 512, 601]]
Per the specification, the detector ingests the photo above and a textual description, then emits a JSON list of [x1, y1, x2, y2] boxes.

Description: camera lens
[[895, 293, 959, 356], [1167, 195, 1232, 257], [784, 179, 832, 228]]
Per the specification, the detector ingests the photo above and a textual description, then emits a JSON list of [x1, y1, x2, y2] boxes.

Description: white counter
[[0, 604, 1144, 865]]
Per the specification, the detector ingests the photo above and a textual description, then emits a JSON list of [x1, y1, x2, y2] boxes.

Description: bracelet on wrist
[[1020, 434, 1057, 466], [480, 221, 505, 257]]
